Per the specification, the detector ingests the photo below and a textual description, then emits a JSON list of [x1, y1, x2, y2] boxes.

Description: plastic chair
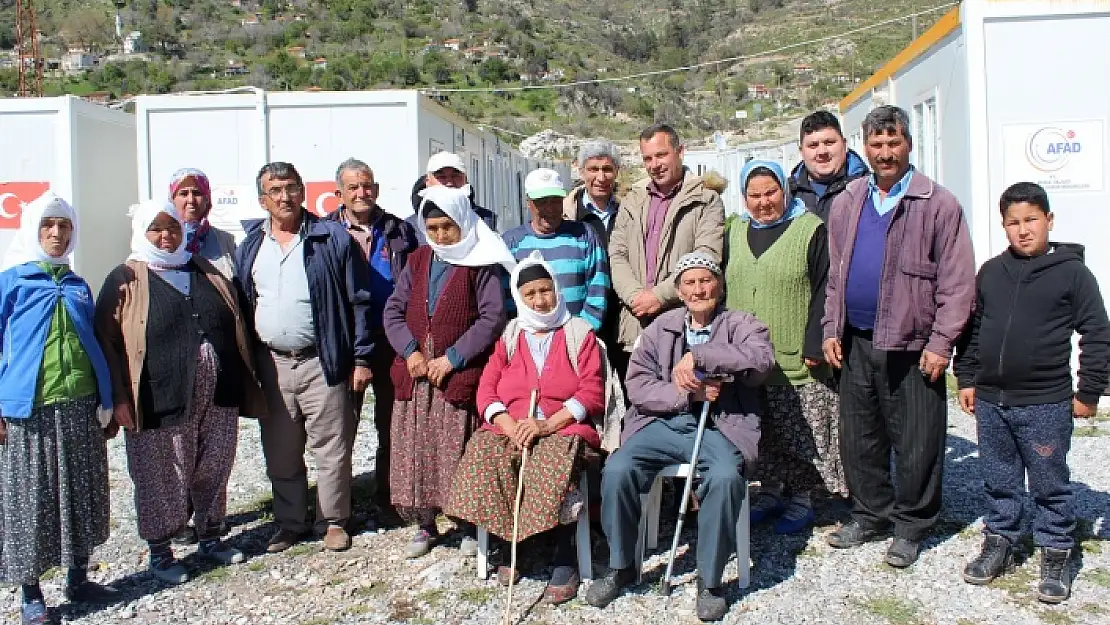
[[476, 471, 593, 581], [634, 464, 751, 589]]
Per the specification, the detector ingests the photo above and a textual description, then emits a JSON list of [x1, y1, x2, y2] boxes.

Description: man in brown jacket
[[609, 124, 726, 381]]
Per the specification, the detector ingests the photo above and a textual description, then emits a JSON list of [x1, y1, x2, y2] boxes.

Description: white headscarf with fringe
[[1, 191, 78, 270], [417, 185, 516, 271]]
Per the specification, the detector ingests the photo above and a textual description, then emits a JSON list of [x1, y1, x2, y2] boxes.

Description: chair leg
[[576, 472, 592, 581], [636, 492, 649, 584], [647, 476, 663, 551], [476, 527, 490, 581], [735, 482, 751, 590]]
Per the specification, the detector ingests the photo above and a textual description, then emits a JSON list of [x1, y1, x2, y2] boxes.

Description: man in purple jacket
[[821, 105, 975, 568], [586, 252, 774, 622]]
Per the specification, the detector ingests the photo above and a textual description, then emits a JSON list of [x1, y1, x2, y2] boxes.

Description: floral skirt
[[389, 380, 479, 522], [125, 343, 239, 542], [0, 396, 109, 584], [758, 380, 847, 496], [446, 429, 589, 541]]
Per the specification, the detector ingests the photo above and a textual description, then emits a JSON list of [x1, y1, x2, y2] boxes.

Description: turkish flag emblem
[[304, 182, 341, 217], [0, 182, 51, 229]]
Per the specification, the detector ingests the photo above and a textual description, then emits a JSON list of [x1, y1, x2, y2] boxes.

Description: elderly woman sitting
[[447, 251, 604, 604]]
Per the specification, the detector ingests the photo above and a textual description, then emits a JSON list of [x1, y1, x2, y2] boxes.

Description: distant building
[[123, 31, 145, 54], [313, 57, 327, 70], [242, 16, 261, 27], [62, 49, 97, 74], [747, 84, 771, 100], [287, 46, 306, 59], [443, 38, 461, 51], [224, 59, 249, 76], [793, 63, 814, 75]]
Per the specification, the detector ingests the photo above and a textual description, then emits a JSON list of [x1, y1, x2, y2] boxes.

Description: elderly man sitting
[[586, 252, 774, 621]]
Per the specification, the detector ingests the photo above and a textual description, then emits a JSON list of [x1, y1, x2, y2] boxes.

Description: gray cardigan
[[623, 307, 774, 472]]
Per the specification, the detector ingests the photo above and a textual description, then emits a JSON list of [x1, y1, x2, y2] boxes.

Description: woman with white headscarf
[[0, 192, 119, 624], [724, 159, 844, 535], [383, 185, 512, 559], [94, 201, 265, 585], [446, 250, 604, 602]]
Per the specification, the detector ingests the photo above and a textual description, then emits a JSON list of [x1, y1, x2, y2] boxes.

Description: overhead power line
[[421, 2, 958, 94]]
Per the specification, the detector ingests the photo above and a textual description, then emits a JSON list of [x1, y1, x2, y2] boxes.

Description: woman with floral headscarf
[[95, 201, 265, 584], [383, 185, 511, 559], [447, 250, 605, 602], [168, 168, 238, 280], [0, 192, 119, 624], [724, 159, 844, 534]]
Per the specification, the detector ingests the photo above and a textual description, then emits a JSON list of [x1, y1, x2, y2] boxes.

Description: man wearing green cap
[[502, 168, 611, 332]]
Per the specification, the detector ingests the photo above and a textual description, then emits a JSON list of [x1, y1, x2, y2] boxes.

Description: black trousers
[[352, 349, 397, 509], [839, 328, 947, 542]]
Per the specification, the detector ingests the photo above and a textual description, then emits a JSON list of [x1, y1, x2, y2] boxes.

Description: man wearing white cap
[[501, 168, 610, 332], [410, 152, 498, 232]]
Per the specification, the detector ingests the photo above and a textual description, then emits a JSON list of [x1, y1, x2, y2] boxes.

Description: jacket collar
[[790, 149, 869, 192], [243, 210, 331, 240]]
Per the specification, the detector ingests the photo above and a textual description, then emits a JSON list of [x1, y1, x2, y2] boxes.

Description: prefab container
[[0, 95, 137, 291], [684, 137, 801, 216], [838, 0, 1110, 285], [134, 89, 568, 240]]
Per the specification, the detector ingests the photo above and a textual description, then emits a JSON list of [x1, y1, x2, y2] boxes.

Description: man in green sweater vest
[[724, 160, 845, 535]]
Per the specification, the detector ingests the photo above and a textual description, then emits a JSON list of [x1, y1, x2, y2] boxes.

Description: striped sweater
[[502, 220, 611, 331]]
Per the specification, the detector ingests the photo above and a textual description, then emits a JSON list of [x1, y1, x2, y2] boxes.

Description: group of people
[[1, 104, 1105, 625]]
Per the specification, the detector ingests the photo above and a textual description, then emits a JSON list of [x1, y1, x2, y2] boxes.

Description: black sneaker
[[885, 537, 921, 568], [696, 577, 728, 622], [63, 581, 122, 604], [963, 533, 1014, 585], [826, 520, 891, 549], [1037, 547, 1073, 604], [171, 524, 198, 546], [584, 567, 636, 608]]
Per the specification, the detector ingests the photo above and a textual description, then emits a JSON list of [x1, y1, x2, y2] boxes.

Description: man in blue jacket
[[789, 111, 870, 222], [236, 161, 373, 554]]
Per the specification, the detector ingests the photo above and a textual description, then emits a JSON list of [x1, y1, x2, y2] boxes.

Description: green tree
[[421, 50, 452, 84], [478, 58, 513, 84]]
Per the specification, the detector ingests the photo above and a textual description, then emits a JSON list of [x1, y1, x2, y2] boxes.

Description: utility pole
[[16, 0, 44, 97], [912, 15, 919, 39]]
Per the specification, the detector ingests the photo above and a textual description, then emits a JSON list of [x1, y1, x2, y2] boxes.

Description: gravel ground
[[5, 399, 1108, 625]]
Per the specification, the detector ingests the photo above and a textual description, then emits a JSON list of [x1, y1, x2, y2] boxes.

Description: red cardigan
[[477, 327, 604, 448]]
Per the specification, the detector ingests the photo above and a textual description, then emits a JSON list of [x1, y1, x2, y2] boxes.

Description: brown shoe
[[496, 565, 522, 586], [542, 566, 580, 604], [267, 528, 304, 554], [323, 526, 352, 551]]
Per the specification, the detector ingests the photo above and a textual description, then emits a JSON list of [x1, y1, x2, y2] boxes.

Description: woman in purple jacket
[[383, 185, 513, 559]]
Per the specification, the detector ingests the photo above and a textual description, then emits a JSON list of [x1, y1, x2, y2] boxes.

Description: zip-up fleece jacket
[[822, 171, 976, 355], [789, 149, 869, 222], [954, 243, 1110, 407], [236, 211, 374, 386]]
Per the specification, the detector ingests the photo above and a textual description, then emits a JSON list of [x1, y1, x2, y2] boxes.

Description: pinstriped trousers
[[839, 328, 947, 542]]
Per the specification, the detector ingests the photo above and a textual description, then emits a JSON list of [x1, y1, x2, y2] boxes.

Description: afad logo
[[0, 182, 51, 229], [1026, 127, 1082, 173], [304, 182, 341, 217]]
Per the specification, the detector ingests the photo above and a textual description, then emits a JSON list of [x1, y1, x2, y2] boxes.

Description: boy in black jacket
[[954, 182, 1110, 603]]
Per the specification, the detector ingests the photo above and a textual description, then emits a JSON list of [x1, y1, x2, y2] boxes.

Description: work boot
[[885, 537, 921, 568], [826, 520, 890, 549], [696, 577, 728, 621], [584, 567, 635, 608], [962, 533, 1014, 585], [1037, 547, 1073, 604]]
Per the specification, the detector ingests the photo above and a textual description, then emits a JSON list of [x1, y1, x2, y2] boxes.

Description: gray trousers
[[601, 416, 747, 588], [259, 352, 354, 533]]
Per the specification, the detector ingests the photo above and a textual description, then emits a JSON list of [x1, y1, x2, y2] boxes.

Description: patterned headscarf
[[168, 168, 213, 253]]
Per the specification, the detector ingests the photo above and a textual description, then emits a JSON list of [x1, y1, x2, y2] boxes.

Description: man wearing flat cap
[[586, 252, 774, 621]]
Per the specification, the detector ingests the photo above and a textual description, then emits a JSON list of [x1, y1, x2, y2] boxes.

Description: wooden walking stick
[[502, 389, 539, 625]]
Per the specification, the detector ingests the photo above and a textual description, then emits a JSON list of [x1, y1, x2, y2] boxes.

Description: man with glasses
[[236, 162, 374, 554]]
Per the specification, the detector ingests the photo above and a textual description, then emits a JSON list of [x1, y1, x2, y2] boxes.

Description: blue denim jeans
[[975, 399, 1075, 550]]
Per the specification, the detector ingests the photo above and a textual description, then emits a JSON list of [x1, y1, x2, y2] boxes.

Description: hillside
[[0, 0, 950, 145]]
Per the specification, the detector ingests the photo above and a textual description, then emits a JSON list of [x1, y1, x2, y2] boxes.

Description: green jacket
[[35, 263, 98, 406]]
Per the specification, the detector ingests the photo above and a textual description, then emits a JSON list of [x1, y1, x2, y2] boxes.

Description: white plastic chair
[[476, 471, 593, 581], [634, 464, 751, 589]]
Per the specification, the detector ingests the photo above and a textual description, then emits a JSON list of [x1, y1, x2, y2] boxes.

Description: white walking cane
[[660, 373, 732, 596], [502, 388, 540, 625]]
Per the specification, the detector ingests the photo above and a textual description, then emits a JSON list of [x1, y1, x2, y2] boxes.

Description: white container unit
[[684, 137, 801, 217], [838, 0, 1110, 282], [0, 95, 137, 291], [135, 89, 567, 240]]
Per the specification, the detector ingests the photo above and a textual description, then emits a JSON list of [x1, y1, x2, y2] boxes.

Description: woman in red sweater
[[448, 251, 604, 604]]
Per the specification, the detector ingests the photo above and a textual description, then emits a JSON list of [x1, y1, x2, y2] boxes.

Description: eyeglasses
[[264, 184, 304, 199]]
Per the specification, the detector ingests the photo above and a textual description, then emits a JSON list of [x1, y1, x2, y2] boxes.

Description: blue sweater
[[0, 263, 114, 418], [845, 195, 895, 331], [501, 220, 611, 331]]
